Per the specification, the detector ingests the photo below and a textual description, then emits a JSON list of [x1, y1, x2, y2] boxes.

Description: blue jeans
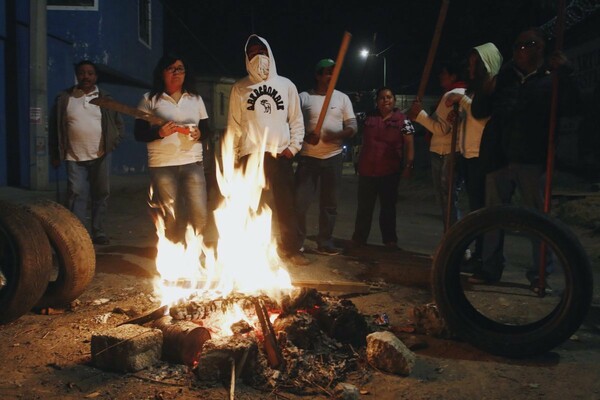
[[294, 153, 343, 248], [149, 162, 208, 244], [430, 152, 461, 231], [66, 154, 111, 239], [352, 172, 401, 245]]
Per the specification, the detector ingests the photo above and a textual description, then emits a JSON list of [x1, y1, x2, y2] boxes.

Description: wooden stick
[[253, 298, 285, 369], [416, 0, 450, 100], [445, 103, 459, 232], [313, 31, 352, 136], [539, 0, 567, 297]]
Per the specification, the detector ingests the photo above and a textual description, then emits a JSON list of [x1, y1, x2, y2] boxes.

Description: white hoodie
[[227, 35, 305, 159]]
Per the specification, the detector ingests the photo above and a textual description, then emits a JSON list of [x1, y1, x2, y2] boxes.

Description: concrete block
[[91, 324, 163, 372]]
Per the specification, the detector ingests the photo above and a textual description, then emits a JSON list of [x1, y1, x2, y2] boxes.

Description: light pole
[[360, 44, 392, 87]]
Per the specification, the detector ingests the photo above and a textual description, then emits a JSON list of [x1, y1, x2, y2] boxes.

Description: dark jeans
[[461, 155, 486, 258], [430, 152, 461, 231], [481, 163, 553, 280], [294, 153, 343, 248], [352, 172, 401, 245], [240, 153, 301, 255], [149, 162, 208, 244], [66, 154, 111, 239]]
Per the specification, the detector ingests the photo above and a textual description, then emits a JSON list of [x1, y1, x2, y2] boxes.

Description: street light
[[360, 45, 393, 87]]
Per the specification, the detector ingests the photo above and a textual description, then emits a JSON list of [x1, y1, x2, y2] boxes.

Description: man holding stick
[[295, 59, 357, 255]]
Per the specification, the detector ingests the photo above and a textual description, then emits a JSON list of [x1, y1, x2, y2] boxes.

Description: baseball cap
[[315, 58, 335, 72]]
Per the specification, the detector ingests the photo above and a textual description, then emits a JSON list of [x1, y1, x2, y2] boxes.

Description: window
[[138, 0, 151, 48], [47, 0, 98, 11]]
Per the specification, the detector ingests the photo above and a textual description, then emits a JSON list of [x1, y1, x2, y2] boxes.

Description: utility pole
[[29, 0, 49, 190]]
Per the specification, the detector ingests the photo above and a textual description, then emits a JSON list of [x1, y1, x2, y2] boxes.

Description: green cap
[[315, 58, 335, 72]]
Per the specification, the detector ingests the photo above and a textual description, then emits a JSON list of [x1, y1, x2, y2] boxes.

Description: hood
[[473, 42, 503, 77], [244, 34, 278, 82]]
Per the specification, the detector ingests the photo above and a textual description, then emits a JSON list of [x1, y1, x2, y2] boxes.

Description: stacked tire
[[0, 199, 95, 324]]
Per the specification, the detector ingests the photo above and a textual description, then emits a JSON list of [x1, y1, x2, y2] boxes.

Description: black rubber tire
[[432, 205, 593, 358], [0, 200, 53, 324], [25, 200, 96, 308]]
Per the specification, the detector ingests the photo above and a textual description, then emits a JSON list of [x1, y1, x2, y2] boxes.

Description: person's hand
[[548, 50, 570, 71], [407, 100, 423, 121], [188, 125, 201, 141], [444, 93, 463, 108], [447, 108, 459, 125], [279, 148, 294, 159], [304, 131, 320, 145], [51, 159, 61, 169], [159, 121, 179, 137], [402, 166, 412, 179]]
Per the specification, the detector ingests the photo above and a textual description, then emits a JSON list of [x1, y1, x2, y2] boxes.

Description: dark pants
[[481, 162, 553, 280], [294, 153, 343, 248], [66, 154, 111, 239], [352, 172, 401, 245], [430, 152, 461, 231], [240, 153, 301, 255], [461, 155, 486, 257]]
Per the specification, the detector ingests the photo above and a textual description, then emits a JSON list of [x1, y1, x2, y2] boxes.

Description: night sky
[[163, 0, 562, 95]]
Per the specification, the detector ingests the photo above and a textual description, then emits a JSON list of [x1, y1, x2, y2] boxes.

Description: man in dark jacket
[[49, 60, 124, 245], [467, 28, 580, 290]]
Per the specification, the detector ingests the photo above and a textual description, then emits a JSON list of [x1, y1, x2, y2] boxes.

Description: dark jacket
[[473, 61, 580, 173], [49, 86, 124, 162]]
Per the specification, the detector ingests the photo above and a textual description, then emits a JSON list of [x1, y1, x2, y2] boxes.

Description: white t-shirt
[[138, 92, 208, 167], [298, 89, 355, 159], [65, 87, 103, 161]]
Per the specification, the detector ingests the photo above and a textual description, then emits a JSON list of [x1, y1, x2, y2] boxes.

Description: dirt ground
[[1, 167, 599, 400]]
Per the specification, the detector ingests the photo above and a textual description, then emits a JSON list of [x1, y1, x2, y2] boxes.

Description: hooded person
[[225, 34, 309, 266], [442, 42, 503, 267]]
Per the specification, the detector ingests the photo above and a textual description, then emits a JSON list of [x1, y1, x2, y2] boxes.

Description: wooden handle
[[314, 31, 352, 135], [416, 0, 450, 100]]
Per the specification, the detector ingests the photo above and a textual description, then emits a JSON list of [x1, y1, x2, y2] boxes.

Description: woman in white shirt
[[135, 54, 210, 244]]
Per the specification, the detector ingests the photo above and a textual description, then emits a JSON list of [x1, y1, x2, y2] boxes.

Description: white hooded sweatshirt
[[227, 35, 305, 159]]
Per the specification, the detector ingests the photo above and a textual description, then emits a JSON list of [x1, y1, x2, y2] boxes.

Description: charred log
[[149, 316, 211, 367]]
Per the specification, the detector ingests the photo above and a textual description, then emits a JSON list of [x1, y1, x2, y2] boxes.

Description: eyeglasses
[[513, 40, 538, 51], [165, 66, 186, 74]]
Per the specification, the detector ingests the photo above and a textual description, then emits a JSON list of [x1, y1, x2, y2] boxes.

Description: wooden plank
[[291, 279, 377, 293]]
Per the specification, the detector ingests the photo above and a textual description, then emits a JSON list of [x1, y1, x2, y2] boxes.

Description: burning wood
[[253, 297, 285, 369]]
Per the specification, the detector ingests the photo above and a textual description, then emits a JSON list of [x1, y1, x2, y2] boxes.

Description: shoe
[[384, 242, 399, 250], [282, 252, 311, 266], [529, 278, 554, 295], [316, 245, 341, 256], [346, 239, 364, 250], [467, 271, 499, 285], [461, 257, 482, 274], [93, 236, 110, 245]]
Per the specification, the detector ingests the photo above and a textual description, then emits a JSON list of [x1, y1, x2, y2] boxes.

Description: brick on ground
[[91, 324, 163, 372]]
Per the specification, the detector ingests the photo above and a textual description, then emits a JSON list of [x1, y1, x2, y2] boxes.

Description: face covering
[[249, 54, 270, 81]]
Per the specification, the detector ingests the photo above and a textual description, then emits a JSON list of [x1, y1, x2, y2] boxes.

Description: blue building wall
[[0, 0, 163, 188]]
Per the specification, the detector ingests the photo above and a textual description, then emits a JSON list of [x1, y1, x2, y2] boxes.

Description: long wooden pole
[[538, 0, 567, 296], [445, 103, 459, 232], [313, 31, 352, 137], [416, 0, 450, 101]]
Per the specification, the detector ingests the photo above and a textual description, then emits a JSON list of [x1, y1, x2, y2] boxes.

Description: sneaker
[[529, 279, 553, 295], [316, 245, 341, 256], [93, 235, 110, 245], [467, 271, 500, 285], [283, 252, 311, 266], [461, 257, 482, 274]]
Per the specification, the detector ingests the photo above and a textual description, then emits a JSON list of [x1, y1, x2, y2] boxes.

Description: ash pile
[[91, 288, 374, 395]]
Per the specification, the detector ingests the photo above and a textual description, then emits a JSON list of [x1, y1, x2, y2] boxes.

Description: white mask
[[249, 54, 270, 81]]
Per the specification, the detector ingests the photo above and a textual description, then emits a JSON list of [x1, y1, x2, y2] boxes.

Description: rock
[[334, 382, 360, 400], [366, 331, 416, 375]]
